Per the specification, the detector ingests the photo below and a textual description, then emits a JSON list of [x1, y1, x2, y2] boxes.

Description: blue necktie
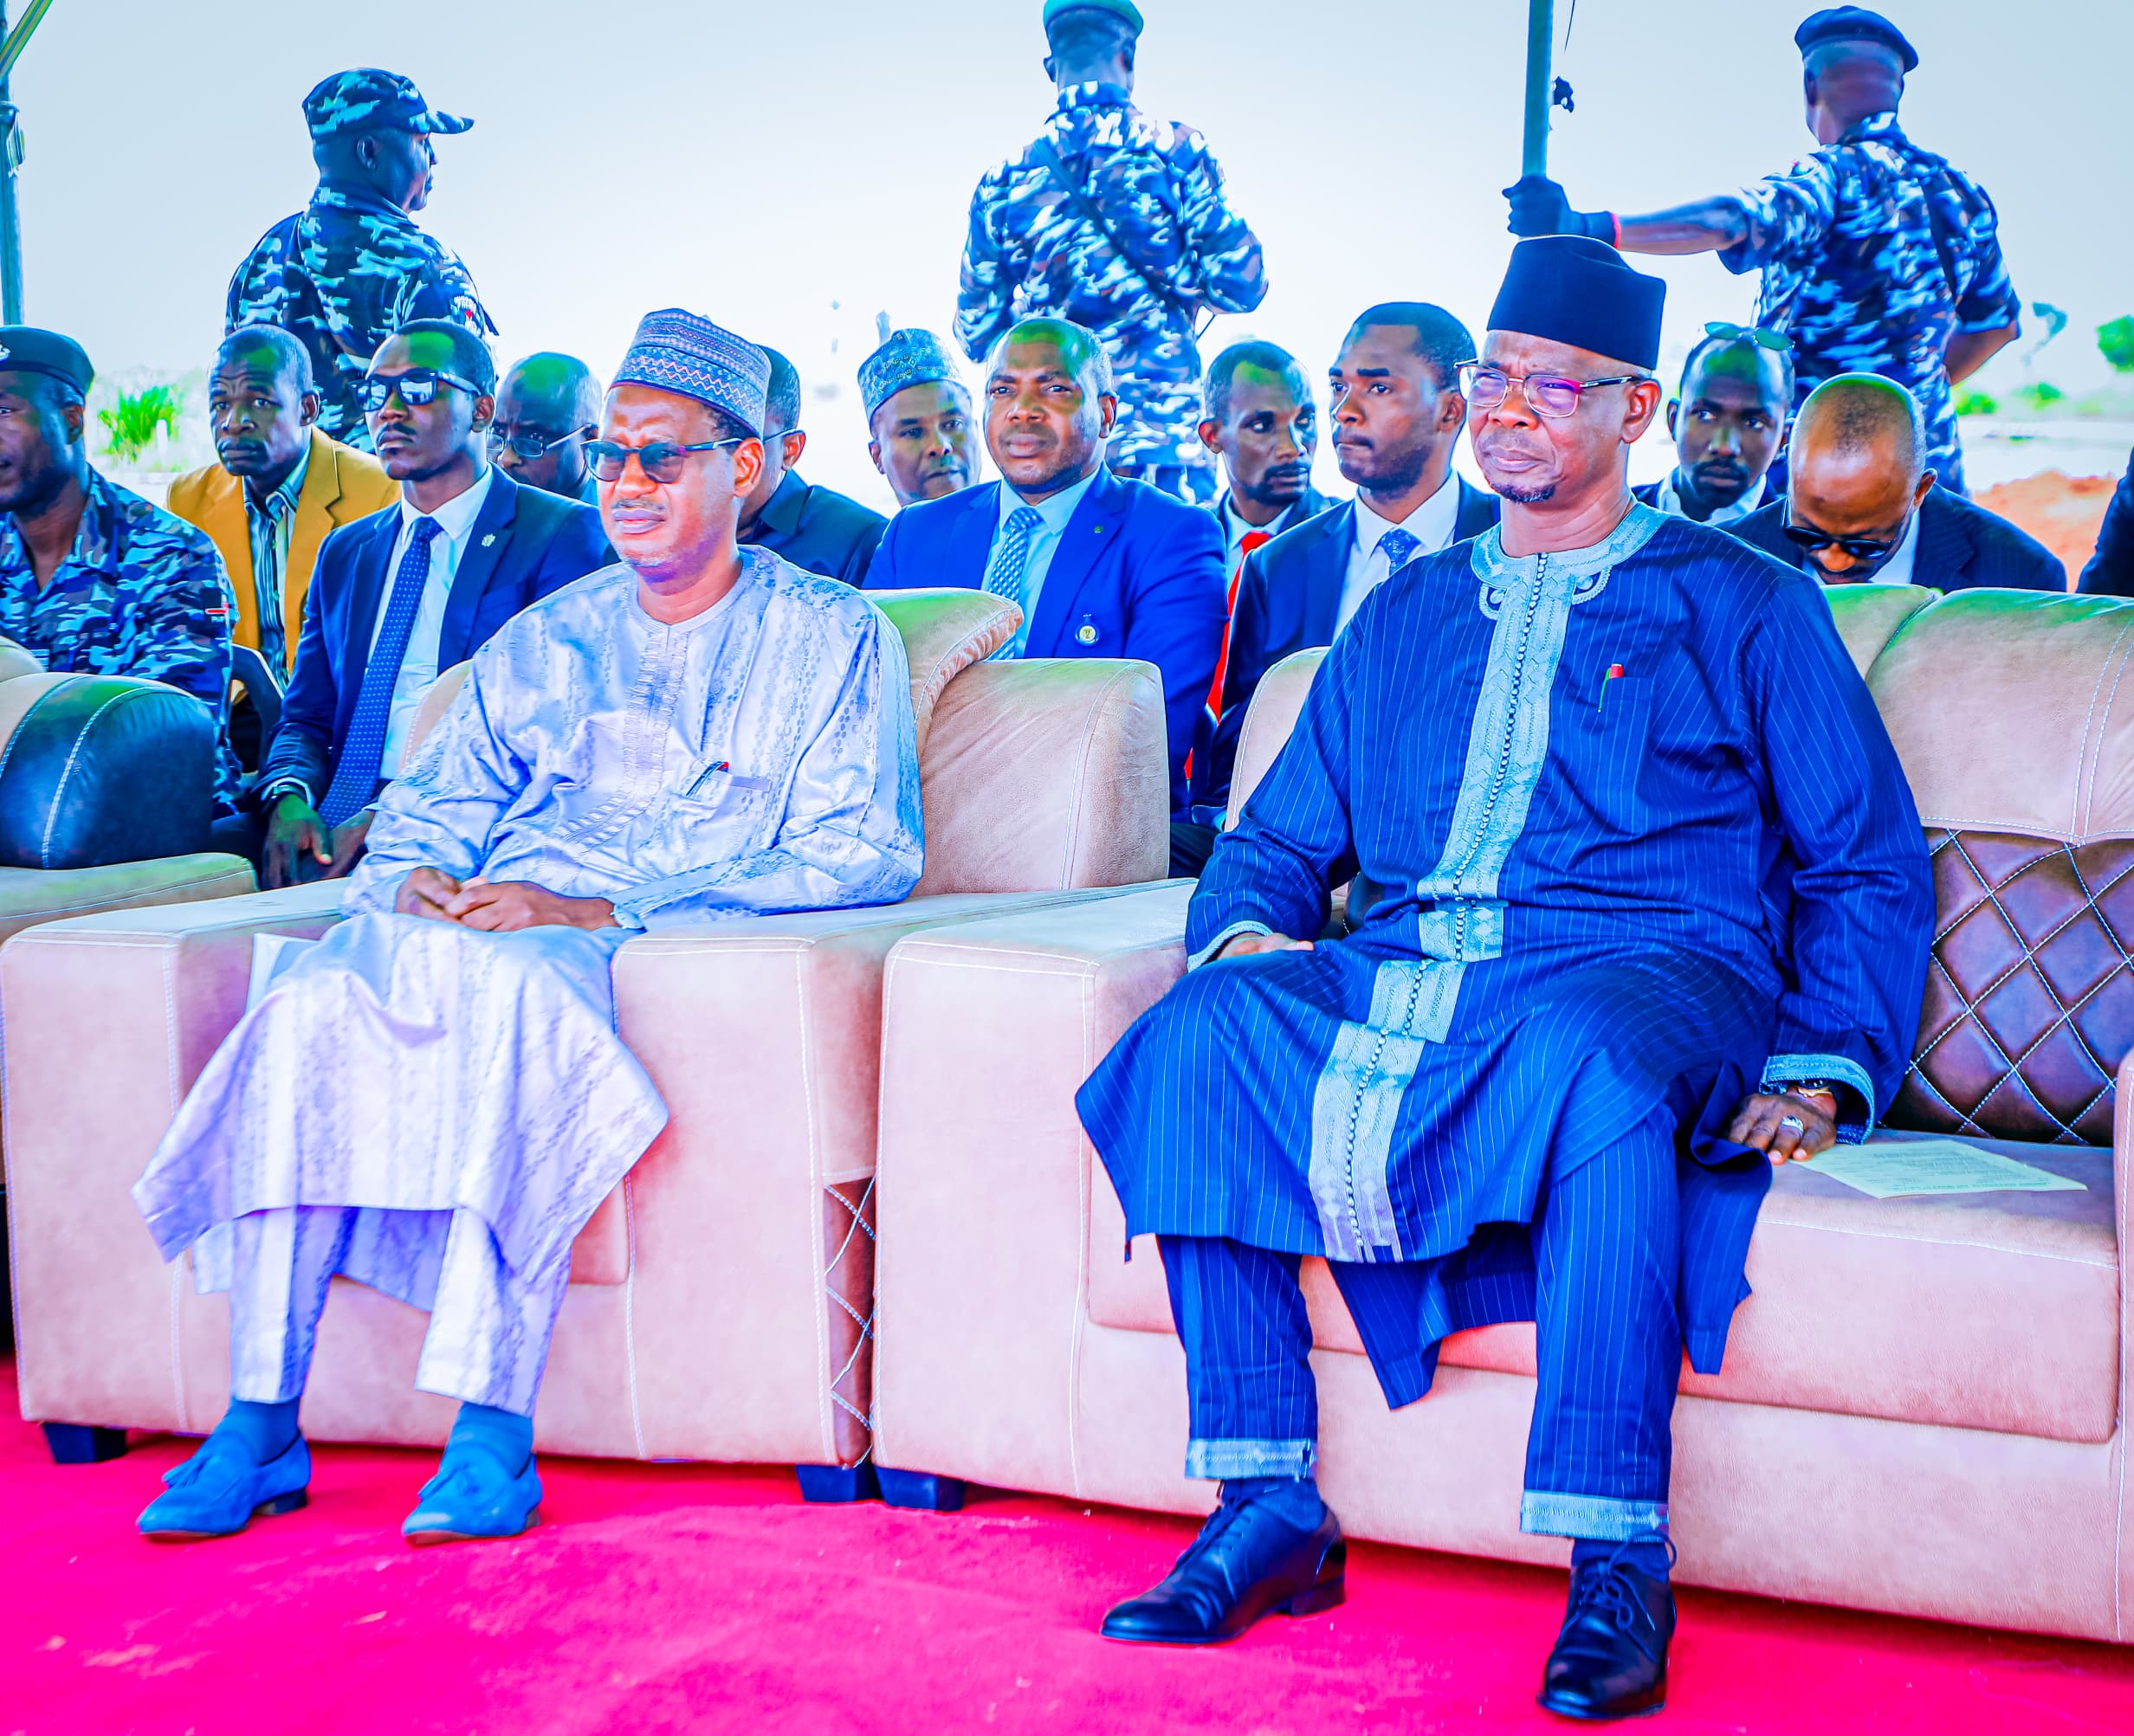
[[985, 506, 1046, 606], [320, 516, 441, 826], [1377, 527, 1420, 573]]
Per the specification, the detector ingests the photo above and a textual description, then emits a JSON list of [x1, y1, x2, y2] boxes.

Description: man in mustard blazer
[[169, 326, 399, 682]]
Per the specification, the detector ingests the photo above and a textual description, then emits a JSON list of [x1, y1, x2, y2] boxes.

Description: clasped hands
[[1212, 930, 1839, 1166], [395, 866, 618, 933]]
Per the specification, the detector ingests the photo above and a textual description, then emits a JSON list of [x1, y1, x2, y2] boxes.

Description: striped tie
[[984, 506, 1046, 606], [319, 516, 441, 827]]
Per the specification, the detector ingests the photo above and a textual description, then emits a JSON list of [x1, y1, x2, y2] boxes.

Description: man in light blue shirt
[[866, 316, 1225, 815]]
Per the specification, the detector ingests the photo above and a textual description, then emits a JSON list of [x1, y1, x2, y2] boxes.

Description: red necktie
[[1206, 530, 1274, 719]]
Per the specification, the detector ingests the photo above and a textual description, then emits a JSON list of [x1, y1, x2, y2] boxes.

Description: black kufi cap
[[0, 326, 93, 396], [1794, 8, 1918, 73], [1485, 237, 1666, 373]]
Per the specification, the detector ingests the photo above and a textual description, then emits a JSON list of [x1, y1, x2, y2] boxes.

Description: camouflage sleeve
[[1949, 181, 2021, 332], [1170, 128, 1266, 315], [131, 539, 242, 812], [399, 255, 499, 339], [1717, 152, 1840, 275], [954, 171, 1017, 365]]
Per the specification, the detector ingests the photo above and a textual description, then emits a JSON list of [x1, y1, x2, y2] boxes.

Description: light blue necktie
[[320, 516, 441, 827], [984, 505, 1046, 607], [1377, 526, 1420, 573]]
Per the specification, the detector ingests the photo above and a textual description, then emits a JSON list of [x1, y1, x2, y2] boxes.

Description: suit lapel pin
[[1077, 618, 1098, 645], [481, 533, 496, 547]]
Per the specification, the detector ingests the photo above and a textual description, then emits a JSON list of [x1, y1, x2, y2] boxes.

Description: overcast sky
[[11, 0, 2129, 504]]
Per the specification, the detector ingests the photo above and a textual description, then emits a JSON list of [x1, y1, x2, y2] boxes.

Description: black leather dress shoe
[[1537, 1550, 1677, 1720], [1100, 1489, 1345, 1646]]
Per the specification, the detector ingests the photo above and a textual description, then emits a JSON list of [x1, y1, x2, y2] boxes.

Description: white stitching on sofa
[[622, 1180, 645, 1459], [1055, 671, 1114, 890], [41, 687, 147, 868], [161, 945, 191, 1433], [1067, 959, 1096, 1500], [2078, 625, 2134, 837]]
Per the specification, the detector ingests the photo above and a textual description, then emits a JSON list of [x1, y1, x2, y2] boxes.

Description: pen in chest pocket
[[1599, 662, 1626, 713]]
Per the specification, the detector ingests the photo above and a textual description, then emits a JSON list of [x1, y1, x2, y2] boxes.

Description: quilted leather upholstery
[[1894, 828, 2134, 1144]]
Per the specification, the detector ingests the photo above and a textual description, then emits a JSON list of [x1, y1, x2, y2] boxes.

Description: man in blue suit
[[1729, 373, 2062, 592], [255, 319, 611, 885], [1180, 305, 1500, 868], [866, 315, 1225, 818]]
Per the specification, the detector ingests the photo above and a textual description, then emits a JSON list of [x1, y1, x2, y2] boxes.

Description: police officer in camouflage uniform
[[0, 329, 240, 810], [1506, 7, 2019, 496], [957, 0, 1267, 506], [227, 69, 496, 456]]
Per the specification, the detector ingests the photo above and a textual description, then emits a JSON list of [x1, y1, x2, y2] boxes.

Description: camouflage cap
[[0, 327, 93, 396], [1042, 0, 1144, 40], [302, 68, 474, 139]]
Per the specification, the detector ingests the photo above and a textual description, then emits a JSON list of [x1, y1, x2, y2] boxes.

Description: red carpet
[[5, 1362, 2132, 1734]]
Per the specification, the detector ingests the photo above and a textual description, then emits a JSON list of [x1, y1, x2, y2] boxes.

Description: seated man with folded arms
[[1730, 372, 2064, 590], [132, 309, 923, 1548], [1076, 239, 1931, 1720]]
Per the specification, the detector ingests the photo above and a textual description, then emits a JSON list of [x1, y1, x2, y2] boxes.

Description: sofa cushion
[[0, 675, 216, 868], [867, 590, 1023, 754], [1086, 1133, 2117, 1442], [1895, 829, 2134, 1144], [1822, 584, 1937, 676]]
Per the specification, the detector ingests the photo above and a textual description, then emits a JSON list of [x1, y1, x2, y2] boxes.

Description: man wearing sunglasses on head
[[252, 320, 611, 886], [135, 308, 921, 1551], [1730, 372, 2063, 592], [1078, 237, 1930, 1720], [490, 353, 604, 506], [1633, 325, 1793, 528]]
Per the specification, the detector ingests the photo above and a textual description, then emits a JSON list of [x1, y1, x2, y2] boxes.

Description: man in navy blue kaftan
[[1075, 236, 1933, 1721]]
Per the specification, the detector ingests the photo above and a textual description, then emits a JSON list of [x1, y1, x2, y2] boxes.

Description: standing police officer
[[957, 0, 1267, 506], [227, 69, 497, 456], [1506, 8, 2019, 495]]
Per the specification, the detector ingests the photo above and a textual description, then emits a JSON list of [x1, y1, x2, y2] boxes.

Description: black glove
[[1504, 175, 1614, 242]]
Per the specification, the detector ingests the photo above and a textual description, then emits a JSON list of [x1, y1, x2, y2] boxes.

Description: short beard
[[1496, 481, 1556, 505]]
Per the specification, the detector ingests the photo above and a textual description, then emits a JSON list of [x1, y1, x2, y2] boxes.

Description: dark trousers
[[1159, 1110, 1683, 1541]]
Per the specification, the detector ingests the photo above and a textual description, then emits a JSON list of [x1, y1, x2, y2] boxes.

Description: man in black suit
[[1175, 304, 1499, 870], [1199, 339, 1340, 559], [1730, 372, 2063, 592], [254, 319, 612, 885], [1632, 325, 1791, 526], [2079, 445, 2134, 597], [737, 347, 888, 584]]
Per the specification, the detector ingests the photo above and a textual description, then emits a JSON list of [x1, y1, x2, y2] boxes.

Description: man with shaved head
[[1732, 373, 2063, 590], [867, 314, 1225, 816], [1078, 239, 1931, 1719], [1509, 8, 2018, 496], [489, 354, 603, 504], [1633, 326, 1793, 526]]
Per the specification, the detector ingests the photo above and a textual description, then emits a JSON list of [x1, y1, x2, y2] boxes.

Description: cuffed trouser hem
[[1185, 1438, 1319, 1481], [1520, 1489, 1670, 1542]]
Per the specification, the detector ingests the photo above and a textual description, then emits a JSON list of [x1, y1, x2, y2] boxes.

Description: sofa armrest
[[0, 852, 256, 947], [3, 880, 346, 1431], [872, 882, 1191, 1494]]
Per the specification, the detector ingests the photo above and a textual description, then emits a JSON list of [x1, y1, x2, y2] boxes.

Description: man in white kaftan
[[133, 308, 922, 1546]]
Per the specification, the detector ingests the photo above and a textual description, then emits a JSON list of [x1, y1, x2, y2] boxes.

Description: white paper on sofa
[[1801, 1139, 2089, 1199]]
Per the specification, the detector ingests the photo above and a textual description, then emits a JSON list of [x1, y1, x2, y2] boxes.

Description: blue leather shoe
[[1100, 1487, 1345, 1645], [137, 1433, 310, 1540], [402, 1448, 542, 1546]]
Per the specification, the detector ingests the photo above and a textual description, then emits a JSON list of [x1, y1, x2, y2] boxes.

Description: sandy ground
[[1976, 469, 2117, 582]]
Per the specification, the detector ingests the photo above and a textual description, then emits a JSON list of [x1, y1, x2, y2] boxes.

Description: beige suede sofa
[[870, 584, 2134, 1643], [3, 591, 1169, 1490]]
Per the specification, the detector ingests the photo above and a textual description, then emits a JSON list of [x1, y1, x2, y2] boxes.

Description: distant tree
[[1954, 387, 1998, 416], [97, 384, 183, 462], [2100, 318, 2134, 374]]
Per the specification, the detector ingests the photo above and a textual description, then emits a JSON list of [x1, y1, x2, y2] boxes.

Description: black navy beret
[[1795, 8, 1918, 73], [0, 326, 94, 396]]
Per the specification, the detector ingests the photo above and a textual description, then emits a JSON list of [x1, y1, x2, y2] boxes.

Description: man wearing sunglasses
[[1633, 326, 1793, 528], [136, 307, 922, 1551], [1731, 373, 2063, 592], [253, 321, 611, 887], [490, 354, 603, 506], [1078, 236, 1930, 1721], [735, 348, 888, 586], [1506, 8, 2019, 499]]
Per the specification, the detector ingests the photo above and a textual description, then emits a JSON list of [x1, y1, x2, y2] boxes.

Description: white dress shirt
[[993, 469, 1100, 656], [1336, 473, 1462, 634], [1866, 510, 1923, 586], [1652, 470, 1766, 526], [372, 465, 495, 772]]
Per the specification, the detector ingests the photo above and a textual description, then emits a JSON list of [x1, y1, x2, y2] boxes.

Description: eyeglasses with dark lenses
[[355, 368, 485, 413], [1457, 363, 1649, 420], [1782, 522, 1903, 564], [488, 422, 595, 461], [1703, 320, 1795, 356], [584, 436, 748, 484]]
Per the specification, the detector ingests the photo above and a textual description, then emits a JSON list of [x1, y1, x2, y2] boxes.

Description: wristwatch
[[1782, 1079, 1840, 1110]]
